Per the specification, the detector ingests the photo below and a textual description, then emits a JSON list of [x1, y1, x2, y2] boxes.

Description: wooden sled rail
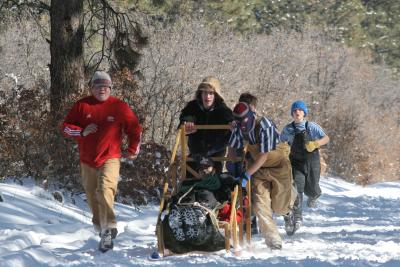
[[189, 124, 231, 130], [156, 124, 252, 257]]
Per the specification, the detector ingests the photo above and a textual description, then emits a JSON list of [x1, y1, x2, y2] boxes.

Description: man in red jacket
[[61, 71, 142, 252]]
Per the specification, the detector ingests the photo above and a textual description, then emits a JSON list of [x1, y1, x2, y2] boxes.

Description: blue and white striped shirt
[[229, 117, 280, 153], [281, 120, 326, 146]]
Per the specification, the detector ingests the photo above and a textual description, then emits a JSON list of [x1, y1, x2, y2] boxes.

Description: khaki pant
[[81, 158, 120, 230], [252, 178, 279, 238], [250, 143, 297, 239]]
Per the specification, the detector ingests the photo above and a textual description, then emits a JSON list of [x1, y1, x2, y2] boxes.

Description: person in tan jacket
[[228, 100, 296, 249]]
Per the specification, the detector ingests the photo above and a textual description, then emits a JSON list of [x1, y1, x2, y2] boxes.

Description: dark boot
[[251, 216, 259, 235], [98, 227, 118, 239], [265, 230, 282, 250], [307, 194, 320, 208], [99, 229, 114, 253], [283, 210, 295, 236], [293, 193, 303, 233]]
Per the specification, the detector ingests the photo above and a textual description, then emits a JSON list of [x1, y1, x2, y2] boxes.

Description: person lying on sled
[[161, 157, 243, 254]]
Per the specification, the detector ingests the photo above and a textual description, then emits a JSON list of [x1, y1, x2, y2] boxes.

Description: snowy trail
[[0, 177, 399, 267]]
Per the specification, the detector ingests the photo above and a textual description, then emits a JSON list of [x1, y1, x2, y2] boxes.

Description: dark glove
[[226, 162, 243, 177], [235, 171, 251, 188], [226, 161, 235, 175], [192, 154, 203, 163]]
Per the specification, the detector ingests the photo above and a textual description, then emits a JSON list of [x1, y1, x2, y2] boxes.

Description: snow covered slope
[[0, 176, 399, 267]]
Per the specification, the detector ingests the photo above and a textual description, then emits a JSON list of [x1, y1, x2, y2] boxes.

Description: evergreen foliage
[[134, 0, 400, 72]]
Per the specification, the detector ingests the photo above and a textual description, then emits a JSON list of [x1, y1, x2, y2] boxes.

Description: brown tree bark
[[48, 1, 85, 185], [50, 0, 84, 122]]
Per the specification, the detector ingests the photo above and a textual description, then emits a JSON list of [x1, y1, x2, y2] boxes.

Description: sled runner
[[155, 125, 252, 257]]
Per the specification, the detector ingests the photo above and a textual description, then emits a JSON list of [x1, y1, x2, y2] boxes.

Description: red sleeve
[[122, 103, 142, 155], [61, 102, 84, 139]]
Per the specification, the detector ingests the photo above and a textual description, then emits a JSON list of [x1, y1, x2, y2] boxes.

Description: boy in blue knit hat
[[281, 100, 329, 234]]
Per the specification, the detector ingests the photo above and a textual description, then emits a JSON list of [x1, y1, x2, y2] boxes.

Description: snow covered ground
[[0, 176, 399, 267]]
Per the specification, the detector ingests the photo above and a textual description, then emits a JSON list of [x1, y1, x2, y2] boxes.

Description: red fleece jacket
[[61, 96, 142, 168]]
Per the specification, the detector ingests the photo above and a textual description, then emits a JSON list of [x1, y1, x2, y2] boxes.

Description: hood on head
[[197, 76, 223, 100]]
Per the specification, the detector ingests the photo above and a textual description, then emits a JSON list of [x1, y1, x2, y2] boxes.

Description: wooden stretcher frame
[[156, 124, 252, 256]]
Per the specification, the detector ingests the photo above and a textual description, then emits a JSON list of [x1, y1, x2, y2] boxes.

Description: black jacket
[[179, 100, 233, 155]]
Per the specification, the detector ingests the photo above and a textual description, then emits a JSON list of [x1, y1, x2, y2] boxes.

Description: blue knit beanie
[[291, 100, 308, 116]]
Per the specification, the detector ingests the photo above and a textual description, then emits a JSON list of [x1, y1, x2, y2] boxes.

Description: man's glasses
[[92, 86, 111, 90]]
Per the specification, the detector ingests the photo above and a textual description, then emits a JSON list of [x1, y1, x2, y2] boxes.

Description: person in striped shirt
[[228, 100, 296, 250], [281, 100, 329, 233]]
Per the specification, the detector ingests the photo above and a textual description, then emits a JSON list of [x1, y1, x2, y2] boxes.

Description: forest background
[[0, 0, 399, 205]]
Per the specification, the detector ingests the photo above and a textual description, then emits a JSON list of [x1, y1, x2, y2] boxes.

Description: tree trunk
[[48, 1, 85, 185], [50, 0, 84, 122]]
